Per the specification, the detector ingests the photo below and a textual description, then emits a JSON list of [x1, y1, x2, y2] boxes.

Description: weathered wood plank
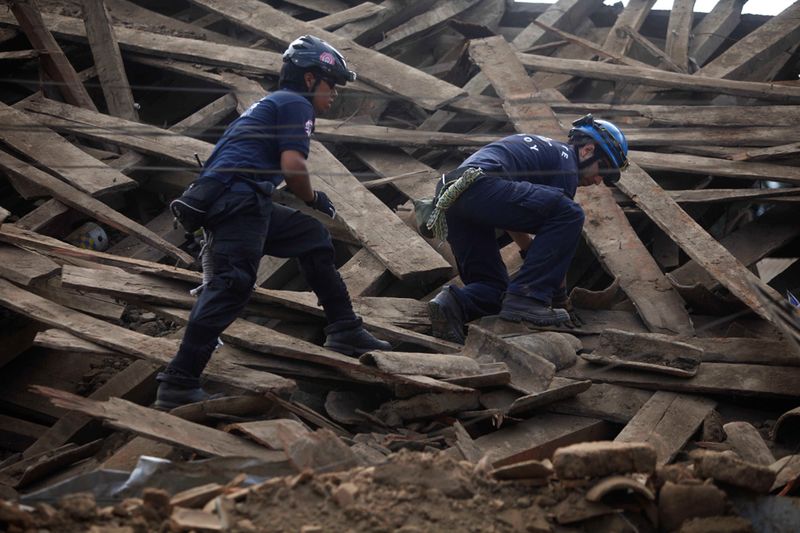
[[9, 0, 96, 110], [689, 0, 745, 67], [82, 0, 138, 121], [0, 278, 295, 394], [513, 0, 603, 50], [313, 3, 386, 31], [338, 248, 392, 297], [601, 0, 657, 56], [697, 1, 800, 81], [0, 103, 135, 195], [516, 52, 800, 103], [33, 386, 288, 462], [580, 184, 693, 335], [183, 0, 466, 110], [0, 149, 192, 265], [618, 163, 780, 323], [33, 329, 115, 355], [23, 359, 158, 457], [560, 360, 800, 399], [0, 244, 59, 286], [664, 0, 695, 72], [732, 141, 800, 162], [615, 392, 715, 465], [374, 0, 482, 51]]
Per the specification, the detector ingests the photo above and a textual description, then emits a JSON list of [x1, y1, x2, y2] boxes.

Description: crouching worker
[[158, 35, 390, 409], [426, 115, 629, 343]]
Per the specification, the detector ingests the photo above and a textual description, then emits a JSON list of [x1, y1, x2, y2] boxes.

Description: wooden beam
[[516, 52, 800, 103], [664, 0, 695, 72], [313, 3, 386, 31], [617, 25, 686, 73], [601, 0, 657, 56], [0, 149, 193, 265], [732, 142, 800, 162], [513, 0, 603, 50], [81, 0, 138, 121], [33, 386, 289, 462], [617, 163, 780, 323], [374, 0, 482, 51], [0, 103, 136, 195], [314, 118, 496, 148], [182, 0, 466, 110], [9, 0, 97, 110], [615, 392, 715, 465], [0, 278, 296, 394], [689, 0, 745, 67], [0, 243, 58, 286], [339, 248, 392, 297], [697, 1, 800, 81]]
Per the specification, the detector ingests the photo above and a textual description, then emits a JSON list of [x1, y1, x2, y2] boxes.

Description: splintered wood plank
[[183, 0, 466, 110], [0, 244, 59, 286], [33, 386, 287, 462], [474, 413, 612, 466], [82, 0, 138, 121], [0, 103, 135, 195], [697, 1, 800, 80], [630, 150, 800, 184], [33, 329, 116, 354], [601, 0, 657, 56], [689, 0, 745, 67], [313, 2, 386, 31], [20, 98, 210, 167], [669, 208, 800, 289], [623, 126, 800, 147], [513, 0, 603, 50], [733, 142, 800, 162], [664, 0, 695, 72], [618, 163, 779, 322], [0, 9, 284, 74], [9, 0, 96, 110], [0, 150, 192, 265], [579, 185, 693, 335], [615, 391, 715, 465], [23, 359, 158, 458], [32, 276, 125, 321], [108, 209, 187, 263], [561, 360, 800, 399], [308, 142, 451, 283], [374, 0, 482, 51], [468, 36, 563, 138], [314, 118, 495, 148], [0, 278, 295, 394], [515, 53, 800, 103]]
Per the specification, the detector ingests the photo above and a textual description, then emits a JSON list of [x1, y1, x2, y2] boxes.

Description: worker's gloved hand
[[307, 190, 336, 219]]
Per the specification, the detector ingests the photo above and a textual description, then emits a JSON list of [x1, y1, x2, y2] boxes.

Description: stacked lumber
[[1, 1, 800, 529]]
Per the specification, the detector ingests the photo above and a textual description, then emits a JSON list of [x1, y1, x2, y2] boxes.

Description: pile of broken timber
[[1, 0, 800, 515]]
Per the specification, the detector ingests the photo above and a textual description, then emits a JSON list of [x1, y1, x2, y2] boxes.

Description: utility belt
[[171, 175, 275, 233]]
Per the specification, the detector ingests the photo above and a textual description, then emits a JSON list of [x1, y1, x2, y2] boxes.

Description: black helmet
[[282, 35, 356, 86]]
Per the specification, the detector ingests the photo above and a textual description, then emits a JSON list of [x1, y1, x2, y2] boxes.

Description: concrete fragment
[[331, 482, 359, 507], [722, 421, 774, 466], [553, 441, 656, 479], [658, 481, 727, 532], [693, 451, 776, 493], [59, 492, 97, 521]]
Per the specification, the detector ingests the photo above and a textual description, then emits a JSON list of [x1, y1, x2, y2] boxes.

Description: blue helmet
[[568, 114, 629, 185], [282, 35, 356, 86]]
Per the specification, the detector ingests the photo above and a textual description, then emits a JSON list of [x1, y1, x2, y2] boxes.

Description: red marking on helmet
[[319, 52, 335, 65]]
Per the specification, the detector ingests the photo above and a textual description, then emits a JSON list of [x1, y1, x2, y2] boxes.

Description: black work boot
[[154, 382, 221, 410], [324, 317, 391, 356], [499, 293, 570, 326], [427, 286, 466, 344]]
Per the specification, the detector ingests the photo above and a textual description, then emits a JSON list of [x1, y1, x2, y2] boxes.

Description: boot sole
[[428, 300, 465, 344], [324, 342, 368, 357]]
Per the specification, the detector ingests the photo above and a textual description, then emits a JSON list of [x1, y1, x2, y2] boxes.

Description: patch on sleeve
[[304, 119, 314, 137]]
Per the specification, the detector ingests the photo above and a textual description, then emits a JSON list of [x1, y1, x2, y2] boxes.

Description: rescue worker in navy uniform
[[427, 116, 629, 343], [157, 35, 391, 409]]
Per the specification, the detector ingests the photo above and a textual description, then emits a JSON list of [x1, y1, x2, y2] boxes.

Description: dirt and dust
[[2, 449, 762, 533]]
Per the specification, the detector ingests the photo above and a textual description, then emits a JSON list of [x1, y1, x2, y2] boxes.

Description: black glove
[[306, 190, 336, 219]]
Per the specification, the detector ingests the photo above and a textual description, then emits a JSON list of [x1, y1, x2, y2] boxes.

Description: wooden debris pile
[[1, 0, 800, 530]]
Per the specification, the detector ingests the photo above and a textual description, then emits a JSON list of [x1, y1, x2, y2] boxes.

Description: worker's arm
[[281, 149, 336, 218], [281, 149, 314, 203]]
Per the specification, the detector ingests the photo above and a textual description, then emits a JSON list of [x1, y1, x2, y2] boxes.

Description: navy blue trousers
[[444, 176, 585, 322], [162, 189, 355, 386]]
